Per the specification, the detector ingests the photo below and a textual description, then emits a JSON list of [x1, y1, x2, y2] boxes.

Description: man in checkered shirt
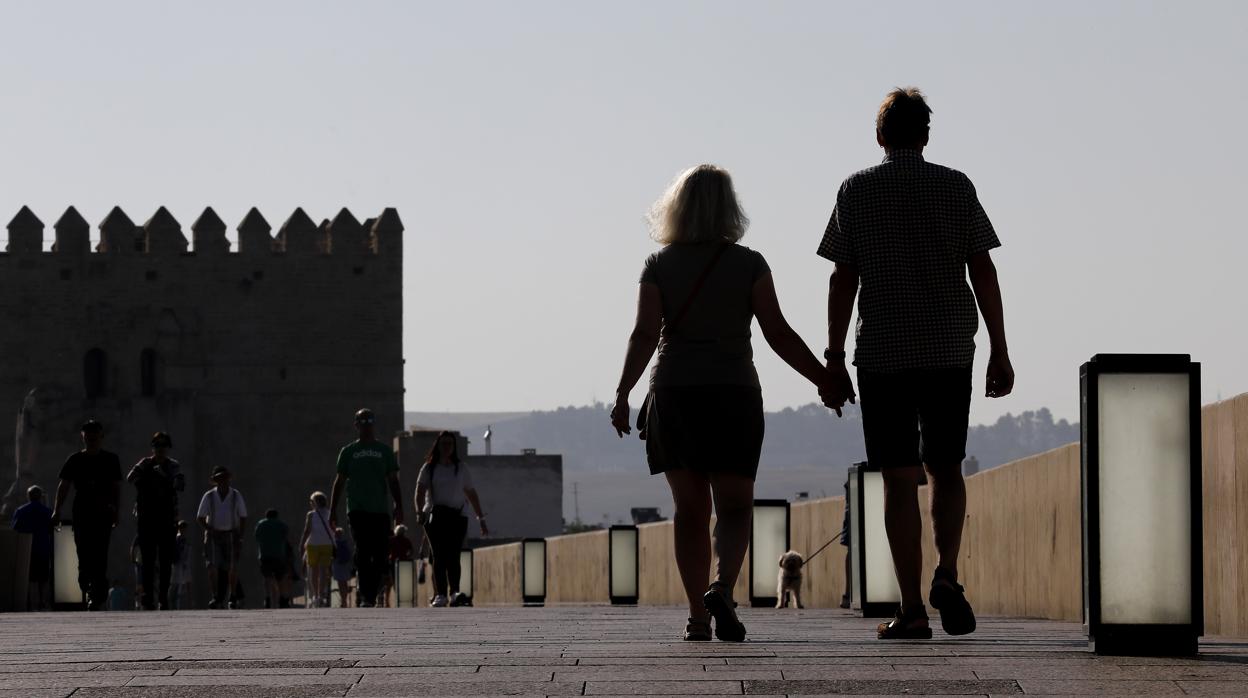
[[818, 88, 1014, 640]]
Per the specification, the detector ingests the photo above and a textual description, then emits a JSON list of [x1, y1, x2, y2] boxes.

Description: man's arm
[[51, 479, 71, 523], [967, 251, 1014, 398], [826, 263, 860, 409], [329, 472, 346, 528], [387, 472, 404, 526]]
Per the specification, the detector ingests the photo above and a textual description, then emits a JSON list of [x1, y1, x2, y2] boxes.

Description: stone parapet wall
[[464, 392, 1248, 638]]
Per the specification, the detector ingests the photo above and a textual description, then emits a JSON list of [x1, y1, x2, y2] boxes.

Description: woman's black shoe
[[702, 583, 746, 642], [876, 606, 933, 640]]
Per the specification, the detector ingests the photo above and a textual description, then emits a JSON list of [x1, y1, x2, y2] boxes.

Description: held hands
[[610, 395, 631, 437], [986, 352, 1015, 398], [819, 361, 857, 417]]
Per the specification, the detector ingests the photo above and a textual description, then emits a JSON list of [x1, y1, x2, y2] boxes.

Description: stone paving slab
[[1, 606, 1247, 696]]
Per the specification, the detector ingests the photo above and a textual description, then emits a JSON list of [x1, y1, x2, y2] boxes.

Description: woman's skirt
[[643, 385, 764, 479]]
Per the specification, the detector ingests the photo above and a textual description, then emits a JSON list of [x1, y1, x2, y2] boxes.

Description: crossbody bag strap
[[316, 509, 334, 541], [666, 243, 729, 334]]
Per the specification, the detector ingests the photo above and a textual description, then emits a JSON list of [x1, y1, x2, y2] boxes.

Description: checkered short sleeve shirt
[[816, 150, 1000, 372]]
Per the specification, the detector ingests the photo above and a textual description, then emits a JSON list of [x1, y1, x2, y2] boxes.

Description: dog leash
[[800, 537, 839, 567]]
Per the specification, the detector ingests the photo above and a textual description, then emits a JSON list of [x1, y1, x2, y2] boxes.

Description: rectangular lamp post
[[1081, 354, 1202, 656], [749, 499, 789, 607], [394, 560, 415, 608], [52, 522, 82, 611], [849, 461, 901, 618], [609, 525, 639, 605], [521, 538, 546, 605], [459, 549, 474, 603]]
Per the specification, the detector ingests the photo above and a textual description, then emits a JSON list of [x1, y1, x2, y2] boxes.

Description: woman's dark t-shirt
[[639, 242, 771, 389], [58, 450, 122, 520]]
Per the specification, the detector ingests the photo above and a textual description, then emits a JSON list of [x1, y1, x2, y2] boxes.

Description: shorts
[[205, 531, 239, 570], [643, 385, 764, 479], [857, 365, 973, 469], [260, 557, 287, 579], [306, 544, 333, 569]]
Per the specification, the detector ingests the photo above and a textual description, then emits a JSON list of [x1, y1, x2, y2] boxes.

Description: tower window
[[84, 348, 107, 399]]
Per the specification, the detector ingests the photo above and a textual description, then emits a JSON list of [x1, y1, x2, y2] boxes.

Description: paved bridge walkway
[[2, 607, 1247, 696]]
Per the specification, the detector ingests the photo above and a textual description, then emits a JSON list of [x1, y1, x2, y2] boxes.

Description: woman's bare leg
[[709, 473, 754, 592], [665, 470, 713, 621]]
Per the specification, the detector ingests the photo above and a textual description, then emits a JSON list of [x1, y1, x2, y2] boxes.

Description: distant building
[[631, 507, 664, 524], [964, 455, 980, 476], [394, 428, 562, 543]]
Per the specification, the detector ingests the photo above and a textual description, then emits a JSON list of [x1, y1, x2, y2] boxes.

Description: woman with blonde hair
[[299, 491, 334, 607], [611, 165, 841, 642]]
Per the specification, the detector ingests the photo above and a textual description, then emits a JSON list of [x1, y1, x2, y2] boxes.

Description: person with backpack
[[255, 508, 290, 609], [127, 432, 182, 610], [299, 491, 334, 608], [415, 431, 488, 608], [196, 466, 248, 609]]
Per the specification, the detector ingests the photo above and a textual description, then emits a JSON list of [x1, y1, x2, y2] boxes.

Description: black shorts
[[260, 557, 287, 580], [857, 365, 972, 469], [644, 385, 764, 479]]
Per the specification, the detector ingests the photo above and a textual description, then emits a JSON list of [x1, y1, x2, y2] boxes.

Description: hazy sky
[[3, 1, 1245, 424]]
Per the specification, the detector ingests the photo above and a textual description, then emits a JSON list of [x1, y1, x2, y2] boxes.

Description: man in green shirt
[[329, 408, 403, 607], [254, 509, 289, 610]]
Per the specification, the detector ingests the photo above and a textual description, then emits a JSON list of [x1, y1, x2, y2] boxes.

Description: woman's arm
[[465, 488, 489, 537], [414, 482, 428, 515], [300, 512, 311, 549], [610, 282, 662, 436], [752, 273, 839, 409]]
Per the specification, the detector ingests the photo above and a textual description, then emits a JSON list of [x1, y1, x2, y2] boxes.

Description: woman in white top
[[415, 431, 489, 607], [299, 491, 334, 608]]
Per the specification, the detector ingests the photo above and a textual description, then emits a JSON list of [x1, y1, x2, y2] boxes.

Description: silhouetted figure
[[127, 432, 181, 610], [255, 508, 289, 610], [818, 87, 1014, 639], [11, 485, 53, 610], [197, 466, 248, 609], [170, 520, 192, 609], [329, 408, 404, 607], [611, 165, 839, 642], [416, 431, 487, 608], [51, 420, 121, 611], [331, 526, 354, 607], [300, 491, 334, 608]]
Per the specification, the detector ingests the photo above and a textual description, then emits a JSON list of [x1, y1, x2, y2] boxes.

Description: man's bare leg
[[925, 461, 966, 577], [882, 465, 925, 613]]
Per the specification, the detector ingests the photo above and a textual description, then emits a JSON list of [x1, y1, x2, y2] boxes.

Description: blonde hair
[[647, 164, 748, 245], [310, 491, 328, 507]]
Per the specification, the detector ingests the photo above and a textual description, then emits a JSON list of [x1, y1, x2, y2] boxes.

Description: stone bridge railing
[[445, 392, 1248, 638]]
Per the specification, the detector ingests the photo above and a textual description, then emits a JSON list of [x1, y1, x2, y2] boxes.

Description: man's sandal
[[929, 567, 977, 636], [683, 618, 712, 641], [876, 606, 933, 640]]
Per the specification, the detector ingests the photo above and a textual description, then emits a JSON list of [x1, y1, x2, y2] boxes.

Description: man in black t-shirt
[[127, 432, 183, 610], [51, 420, 122, 611]]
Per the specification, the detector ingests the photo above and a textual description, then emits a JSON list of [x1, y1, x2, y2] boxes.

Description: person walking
[[254, 508, 290, 609], [196, 466, 248, 609], [11, 485, 54, 610], [299, 491, 334, 608], [610, 165, 839, 642], [127, 432, 182, 610], [51, 419, 121, 611], [415, 431, 487, 608], [329, 408, 404, 608], [331, 526, 354, 607], [170, 520, 191, 609], [818, 88, 1014, 639]]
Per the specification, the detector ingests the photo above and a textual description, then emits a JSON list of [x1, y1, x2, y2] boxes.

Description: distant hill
[[405, 404, 1077, 528]]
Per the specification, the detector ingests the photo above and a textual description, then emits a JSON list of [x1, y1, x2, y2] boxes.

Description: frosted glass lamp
[[522, 538, 546, 605], [849, 461, 901, 618], [1081, 354, 1202, 656], [609, 525, 639, 605], [459, 549, 474, 602], [394, 560, 415, 607], [52, 522, 83, 609], [749, 500, 789, 607]]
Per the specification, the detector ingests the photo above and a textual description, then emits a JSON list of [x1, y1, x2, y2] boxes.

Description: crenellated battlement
[[2, 205, 403, 258]]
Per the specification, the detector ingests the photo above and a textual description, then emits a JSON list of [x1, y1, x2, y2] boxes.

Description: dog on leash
[[776, 550, 805, 608]]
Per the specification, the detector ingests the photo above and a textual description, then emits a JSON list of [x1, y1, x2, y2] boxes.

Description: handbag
[[637, 243, 730, 440]]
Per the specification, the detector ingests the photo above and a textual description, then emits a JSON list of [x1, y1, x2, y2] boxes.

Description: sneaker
[[430, 594, 449, 607], [449, 592, 472, 607], [207, 598, 220, 610]]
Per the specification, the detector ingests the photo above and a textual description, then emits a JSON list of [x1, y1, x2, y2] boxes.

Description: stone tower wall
[[0, 204, 405, 605]]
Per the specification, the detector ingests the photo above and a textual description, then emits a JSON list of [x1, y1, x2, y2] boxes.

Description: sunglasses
[[355, 417, 375, 425]]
